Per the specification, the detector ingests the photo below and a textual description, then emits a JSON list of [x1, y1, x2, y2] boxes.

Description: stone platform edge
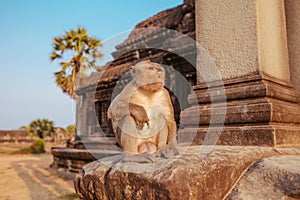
[[74, 145, 300, 200]]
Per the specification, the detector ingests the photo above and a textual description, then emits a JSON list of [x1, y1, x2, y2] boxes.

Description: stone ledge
[[51, 147, 121, 161], [51, 147, 122, 173], [226, 155, 300, 199], [74, 146, 300, 200], [178, 125, 275, 146]]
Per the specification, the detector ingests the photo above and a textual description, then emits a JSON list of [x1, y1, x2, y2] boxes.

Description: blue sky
[[0, 0, 182, 129]]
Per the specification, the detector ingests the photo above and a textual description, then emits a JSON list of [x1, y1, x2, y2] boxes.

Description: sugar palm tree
[[65, 124, 76, 138], [50, 27, 103, 98], [28, 118, 55, 139]]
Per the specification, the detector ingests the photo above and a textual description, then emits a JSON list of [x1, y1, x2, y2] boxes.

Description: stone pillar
[[196, 0, 289, 83], [285, 0, 300, 93], [179, 0, 300, 146], [257, 0, 290, 83]]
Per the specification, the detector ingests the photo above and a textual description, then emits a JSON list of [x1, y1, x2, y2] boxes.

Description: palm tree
[[28, 118, 55, 139], [65, 124, 76, 138], [50, 27, 103, 98]]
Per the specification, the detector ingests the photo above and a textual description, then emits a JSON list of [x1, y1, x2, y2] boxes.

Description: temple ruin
[[52, 0, 300, 184], [51, 0, 196, 173]]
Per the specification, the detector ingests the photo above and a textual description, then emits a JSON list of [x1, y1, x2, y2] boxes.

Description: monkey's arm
[[108, 81, 137, 121]]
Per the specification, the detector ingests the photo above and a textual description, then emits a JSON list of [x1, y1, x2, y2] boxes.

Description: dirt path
[[0, 144, 78, 200]]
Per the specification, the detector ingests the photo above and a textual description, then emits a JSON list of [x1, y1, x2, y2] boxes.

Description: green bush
[[19, 139, 46, 154], [60, 193, 79, 200]]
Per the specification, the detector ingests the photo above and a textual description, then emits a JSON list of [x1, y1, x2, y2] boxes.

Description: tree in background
[[65, 124, 76, 138], [19, 125, 28, 131], [28, 118, 55, 139], [50, 27, 103, 98]]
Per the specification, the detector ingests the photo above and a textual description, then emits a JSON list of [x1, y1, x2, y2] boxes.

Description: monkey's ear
[[130, 66, 135, 77]]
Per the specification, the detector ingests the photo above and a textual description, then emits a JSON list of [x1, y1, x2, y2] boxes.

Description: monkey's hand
[[129, 103, 150, 130]]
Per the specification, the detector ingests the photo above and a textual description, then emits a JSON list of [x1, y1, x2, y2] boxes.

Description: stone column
[[196, 0, 289, 83], [285, 0, 300, 93], [179, 0, 300, 146], [257, 0, 290, 83]]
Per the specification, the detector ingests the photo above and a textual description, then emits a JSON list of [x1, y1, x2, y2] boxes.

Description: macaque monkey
[[108, 60, 177, 155]]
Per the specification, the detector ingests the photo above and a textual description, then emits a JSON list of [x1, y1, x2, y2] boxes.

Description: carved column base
[[178, 74, 300, 146]]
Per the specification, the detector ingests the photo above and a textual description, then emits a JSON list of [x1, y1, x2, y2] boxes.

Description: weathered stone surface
[[178, 125, 276, 146], [226, 155, 300, 200], [179, 74, 300, 146], [74, 146, 300, 200], [286, 0, 300, 94]]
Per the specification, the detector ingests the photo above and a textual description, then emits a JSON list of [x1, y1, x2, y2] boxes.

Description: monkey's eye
[[149, 67, 155, 71]]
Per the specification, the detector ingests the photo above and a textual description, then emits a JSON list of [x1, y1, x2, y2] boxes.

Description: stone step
[[51, 147, 122, 161], [181, 97, 300, 126], [178, 124, 300, 146], [73, 137, 121, 151], [75, 142, 121, 151]]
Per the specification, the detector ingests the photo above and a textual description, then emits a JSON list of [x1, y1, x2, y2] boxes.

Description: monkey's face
[[134, 62, 165, 92]]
